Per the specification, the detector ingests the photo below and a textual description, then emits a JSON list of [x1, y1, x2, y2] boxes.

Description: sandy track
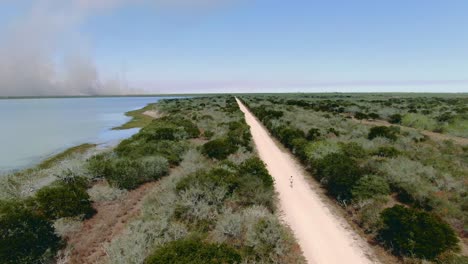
[[236, 98, 379, 264]]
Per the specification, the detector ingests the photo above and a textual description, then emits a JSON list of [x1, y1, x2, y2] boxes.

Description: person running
[[289, 176, 293, 188]]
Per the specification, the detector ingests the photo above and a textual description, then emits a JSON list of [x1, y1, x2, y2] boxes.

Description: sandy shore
[[236, 98, 379, 264]]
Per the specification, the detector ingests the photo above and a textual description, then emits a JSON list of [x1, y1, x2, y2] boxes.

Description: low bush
[[139, 156, 170, 179], [368, 113, 380, 119], [306, 127, 321, 141], [145, 238, 241, 264], [94, 156, 169, 190], [374, 146, 400, 158], [87, 153, 113, 178], [368, 126, 398, 141], [274, 126, 306, 149], [305, 140, 341, 161], [339, 142, 367, 159], [146, 126, 183, 141], [235, 158, 275, 210], [204, 130, 215, 139], [354, 112, 368, 120], [176, 168, 239, 196], [202, 138, 238, 160], [379, 205, 458, 259], [238, 157, 273, 189], [115, 139, 188, 165], [316, 153, 363, 200], [388, 114, 402, 124], [0, 201, 62, 264], [402, 113, 438, 131], [290, 137, 309, 161], [351, 175, 390, 201], [34, 178, 95, 220]]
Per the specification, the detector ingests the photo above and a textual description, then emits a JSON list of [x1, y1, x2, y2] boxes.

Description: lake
[[0, 97, 169, 174]]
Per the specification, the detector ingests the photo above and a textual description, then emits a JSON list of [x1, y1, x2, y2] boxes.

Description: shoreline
[[1, 99, 160, 176]]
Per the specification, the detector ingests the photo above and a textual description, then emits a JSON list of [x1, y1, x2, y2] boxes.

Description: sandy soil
[[351, 117, 468, 146], [143, 110, 162, 118], [236, 98, 379, 264], [65, 181, 157, 264]]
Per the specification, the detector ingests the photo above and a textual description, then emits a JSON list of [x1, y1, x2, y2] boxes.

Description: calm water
[[0, 97, 168, 174]]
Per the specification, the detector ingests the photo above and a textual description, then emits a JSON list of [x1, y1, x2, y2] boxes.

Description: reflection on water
[[0, 97, 171, 174]]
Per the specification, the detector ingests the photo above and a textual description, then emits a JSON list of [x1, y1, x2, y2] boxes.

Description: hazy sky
[[1, 0, 468, 95]]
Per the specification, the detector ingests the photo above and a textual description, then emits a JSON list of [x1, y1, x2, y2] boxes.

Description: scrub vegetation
[[113, 103, 159, 129], [104, 96, 304, 264], [240, 94, 468, 263], [0, 96, 304, 264]]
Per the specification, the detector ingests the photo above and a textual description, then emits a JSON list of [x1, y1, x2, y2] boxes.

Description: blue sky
[[1, 0, 468, 94]]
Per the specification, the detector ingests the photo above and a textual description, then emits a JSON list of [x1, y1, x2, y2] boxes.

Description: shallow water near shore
[[0, 97, 166, 174]]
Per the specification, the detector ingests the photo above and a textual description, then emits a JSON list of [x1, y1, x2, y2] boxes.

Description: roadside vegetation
[[104, 96, 304, 264], [240, 94, 468, 263], [0, 96, 304, 264]]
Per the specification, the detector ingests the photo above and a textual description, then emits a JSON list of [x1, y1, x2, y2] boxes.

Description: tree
[[351, 175, 390, 200], [0, 201, 62, 264], [316, 153, 363, 200], [368, 126, 398, 141], [389, 114, 402, 124], [35, 178, 95, 220], [379, 205, 458, 259], [202, 138, 238, 160]]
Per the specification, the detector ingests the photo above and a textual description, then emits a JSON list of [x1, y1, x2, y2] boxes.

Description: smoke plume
[[0, 0, 227, 96]]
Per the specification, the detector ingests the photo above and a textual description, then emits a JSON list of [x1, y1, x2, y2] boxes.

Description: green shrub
[[368, 112, 380, 119], [306, 128, 321, 141], [351, 175, 390, 200], [87, 153, 113, 178], [158, 117, 200, 138], [305, 140, 341, 161], [204, 130, 215, 139], [316, 153, 363, 200], [176, 167, 239, 194], [291, 137, 309, 161], [389, 114, 402, 124], [115, 137, 187, 163], [379, 205, 458, 259], [374, 146, 400, 158], [104, 158, 143, 189], [34, 178, 95, 220], [141, 140, 187, 165], [202, 138, 238, 160], [103, 156, 169, 190], [402, 113, 438, 131], [327, 127, 340, 136], [145, 238, 241, 264], [274, 126, 306, 149], [238, 157, 273, 189], [0, 201, 62, 264], [339, 142, 367, 158], [354, 112, 368, 120], [368, 126, 398, 141], [146, 126, 182, 141], [139, 156, 170, 179]]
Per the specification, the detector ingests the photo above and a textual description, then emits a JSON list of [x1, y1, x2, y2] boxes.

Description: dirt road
[[236, 98, 378, 264]]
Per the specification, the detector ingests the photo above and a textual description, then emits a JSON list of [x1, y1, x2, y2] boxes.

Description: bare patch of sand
[[143, 110, 163, 119]]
